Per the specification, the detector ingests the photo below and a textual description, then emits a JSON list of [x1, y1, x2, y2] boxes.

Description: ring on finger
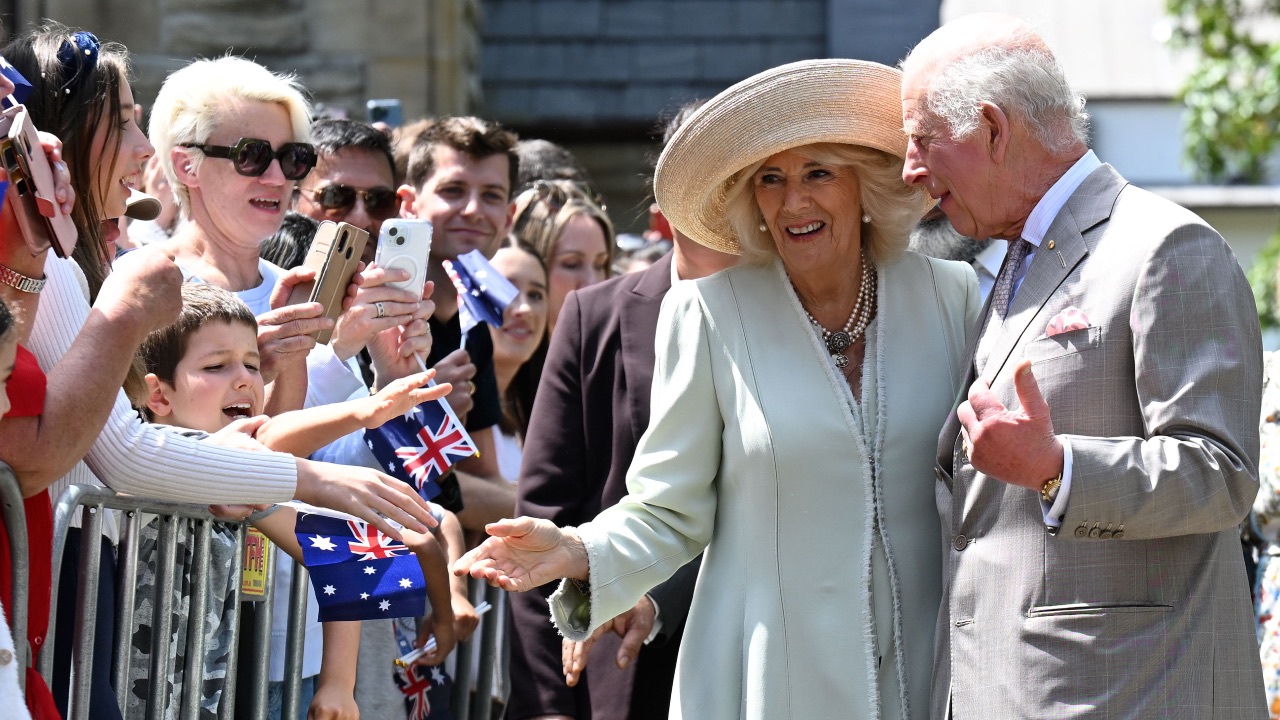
[[467, 380, 476, 396], [375, 301, 386, 319]]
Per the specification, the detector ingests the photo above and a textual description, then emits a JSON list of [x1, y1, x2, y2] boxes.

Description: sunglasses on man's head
[[301, 183, 398, 219], [180, 137, 317, 181]]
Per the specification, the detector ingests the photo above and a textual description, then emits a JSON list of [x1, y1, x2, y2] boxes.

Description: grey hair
[[722, 143, 925, 267], [925, 45, 1088, 154]]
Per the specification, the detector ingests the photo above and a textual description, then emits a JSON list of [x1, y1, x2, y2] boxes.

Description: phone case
[[0, 105, 78, 257], [0, 103, 77, 254], [374, 218, 432, 299], [286, 221, 368, 344]]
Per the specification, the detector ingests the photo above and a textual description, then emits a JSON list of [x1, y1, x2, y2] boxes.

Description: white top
[[29, 255, 298, 542], [0, 599, 32, 720], [494, 430, 522, 485]]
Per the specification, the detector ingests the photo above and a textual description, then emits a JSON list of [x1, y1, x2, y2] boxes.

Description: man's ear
[[501, 199, 516, 237], [144, 373, 175, 421], [978, 102, 1012, 163], [397, 184, 419, 219]]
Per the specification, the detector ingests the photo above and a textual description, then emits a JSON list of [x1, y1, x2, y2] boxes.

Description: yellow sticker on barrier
[[241, 527, 272, 597]]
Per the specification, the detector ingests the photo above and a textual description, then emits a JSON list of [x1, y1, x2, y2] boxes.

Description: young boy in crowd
[[138, 282, 459, 666]]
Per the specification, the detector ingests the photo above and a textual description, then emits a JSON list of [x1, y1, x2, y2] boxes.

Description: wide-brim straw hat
[[654, 59, 910, 255]]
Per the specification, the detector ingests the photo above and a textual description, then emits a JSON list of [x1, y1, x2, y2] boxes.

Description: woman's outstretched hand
[[451, 516, 589, 593]]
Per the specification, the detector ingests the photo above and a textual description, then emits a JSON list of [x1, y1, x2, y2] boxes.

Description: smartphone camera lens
[[395, 236, 405, 245]]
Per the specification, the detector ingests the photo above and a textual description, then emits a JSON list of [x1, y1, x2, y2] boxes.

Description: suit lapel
[[940, 165, 1126, 524], [619, 254, 673, 437], [978, 165, 1125, 386]]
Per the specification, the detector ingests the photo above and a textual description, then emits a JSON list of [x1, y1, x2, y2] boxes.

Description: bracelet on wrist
[[0, 263, 46, 293]]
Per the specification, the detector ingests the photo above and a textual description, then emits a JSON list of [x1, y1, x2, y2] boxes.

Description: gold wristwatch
[[1040, 473, 1063, 503]]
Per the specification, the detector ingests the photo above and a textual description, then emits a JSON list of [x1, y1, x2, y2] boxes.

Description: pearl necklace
[[800, 252, 876, 369]]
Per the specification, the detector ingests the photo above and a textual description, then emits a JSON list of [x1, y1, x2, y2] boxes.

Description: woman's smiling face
[[89, 76, 153, 221], [184, 100, 298, 250], [752, 146, 864, 278]]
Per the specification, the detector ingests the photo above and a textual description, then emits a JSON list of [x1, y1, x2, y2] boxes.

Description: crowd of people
[[0, 10, 1277, 720]]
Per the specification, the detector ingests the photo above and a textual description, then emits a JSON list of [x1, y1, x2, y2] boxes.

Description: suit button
[[953, 534, 969, 551], [1113, 531, 1125, 540], [1100, 530, 1113, 540], [1088, 526, 1102, 539], [1074, 525, 1087, 538]]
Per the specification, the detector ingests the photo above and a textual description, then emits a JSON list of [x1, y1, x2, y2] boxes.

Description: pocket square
[[1045, 307, 1090, 337]]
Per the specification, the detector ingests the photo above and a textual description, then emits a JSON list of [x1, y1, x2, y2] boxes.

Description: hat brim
[[124, 188, 162, 221], [654, 59, 913, 255]]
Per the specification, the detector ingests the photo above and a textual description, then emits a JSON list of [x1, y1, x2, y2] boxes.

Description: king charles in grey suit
[[901, 14, 1267, 720]]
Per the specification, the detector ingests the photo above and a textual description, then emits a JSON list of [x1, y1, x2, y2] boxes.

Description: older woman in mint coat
[[456, 59, 980, 720]]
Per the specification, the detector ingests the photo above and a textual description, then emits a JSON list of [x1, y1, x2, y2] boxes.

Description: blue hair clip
[[56, 31, 100, 96]]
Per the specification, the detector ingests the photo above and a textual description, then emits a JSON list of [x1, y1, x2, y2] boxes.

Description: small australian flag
[[365, 396, 477, 502], [394, 617, 454, 720], [292, 503, 427, 622], [441, 249, 518, 334]]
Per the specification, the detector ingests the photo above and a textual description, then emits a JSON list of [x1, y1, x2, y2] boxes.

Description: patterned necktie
[[975, 238, 1032, 372]]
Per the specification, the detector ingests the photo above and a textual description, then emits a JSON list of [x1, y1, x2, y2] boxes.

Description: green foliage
[[1168, 0, 1280, 327], [1166, 0, 1280, 184], [1248, 230, 1280, 328]]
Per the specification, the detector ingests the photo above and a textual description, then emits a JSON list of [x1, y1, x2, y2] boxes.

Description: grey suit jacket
[[934, 164, 1267, 719]]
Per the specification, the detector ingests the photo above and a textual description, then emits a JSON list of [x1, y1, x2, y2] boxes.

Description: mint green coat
[[553, 252, 979, 720]]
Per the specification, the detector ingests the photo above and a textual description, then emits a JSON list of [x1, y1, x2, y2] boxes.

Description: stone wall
[[11, 0, 481, 123]]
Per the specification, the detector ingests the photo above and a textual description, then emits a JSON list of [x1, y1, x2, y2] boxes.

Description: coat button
[[1113, 531, 1125, 540], [953, 534, 969, 551], [1088, 526, 1101, 539], [1074, 525, 1087, 538], [0, 648, 12, 665], [1100, 530, 1113, 540]]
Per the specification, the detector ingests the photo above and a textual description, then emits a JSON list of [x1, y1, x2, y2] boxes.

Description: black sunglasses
[[180, 137, 317, 181], [302, 183, 398, 219]]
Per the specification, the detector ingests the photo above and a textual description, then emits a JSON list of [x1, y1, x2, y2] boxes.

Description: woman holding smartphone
[[148, 55, 448, 720], [5, 25, 439, 720]]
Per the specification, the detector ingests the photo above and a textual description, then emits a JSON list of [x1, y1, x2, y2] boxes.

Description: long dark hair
[[496, 238, 549, 440], [3, 23, 130, 301], [0, 297, 12, 343], [4, 25, 145, 404]]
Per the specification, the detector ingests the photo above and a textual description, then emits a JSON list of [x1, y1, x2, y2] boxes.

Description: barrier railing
[[0, 462, 29, 692], [38, 485, 302, 720], [452, 579, 508, 720], [21, 483, 507, 719]]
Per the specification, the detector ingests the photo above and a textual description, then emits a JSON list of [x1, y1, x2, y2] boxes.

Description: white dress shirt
[[1007, 149, 1101, 527]]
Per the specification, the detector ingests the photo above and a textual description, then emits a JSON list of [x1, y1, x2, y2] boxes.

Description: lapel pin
[[1046, 239, 1055, 250]]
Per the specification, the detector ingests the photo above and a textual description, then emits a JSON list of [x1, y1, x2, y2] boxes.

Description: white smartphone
[[374, 218, 432, 298]]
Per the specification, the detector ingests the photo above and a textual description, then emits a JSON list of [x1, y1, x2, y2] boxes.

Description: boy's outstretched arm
[[404, 527, 456, 665], [254, 369, 450, 458]]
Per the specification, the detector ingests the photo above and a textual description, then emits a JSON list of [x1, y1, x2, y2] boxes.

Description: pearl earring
[[862, 213, 871, 223], [758, 221, 767, 232]]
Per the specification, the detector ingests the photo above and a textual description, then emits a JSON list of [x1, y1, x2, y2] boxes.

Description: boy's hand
[[414, 610, 456, 667], [452, 593, 479, 642], [306, 683, 358, 720], [360, 370, 451, 428]]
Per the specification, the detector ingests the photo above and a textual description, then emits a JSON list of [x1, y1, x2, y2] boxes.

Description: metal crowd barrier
[[38, 484, 312, 720], [22, 482, 508, 720], [0, 462, 29, 692], [452, 580, 509, 720]]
